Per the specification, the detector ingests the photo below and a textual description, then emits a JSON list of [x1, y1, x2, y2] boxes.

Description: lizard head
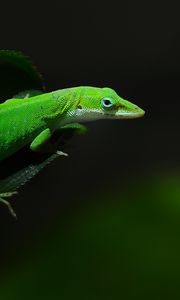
[[75, 87, 145, 121]]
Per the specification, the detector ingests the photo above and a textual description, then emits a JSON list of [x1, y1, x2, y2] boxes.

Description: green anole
[[0, 86, 145, 216], [0, 86, 144, 160]]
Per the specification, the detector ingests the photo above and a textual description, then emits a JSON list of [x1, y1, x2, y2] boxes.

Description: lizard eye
[[101, 98, 114, 109]]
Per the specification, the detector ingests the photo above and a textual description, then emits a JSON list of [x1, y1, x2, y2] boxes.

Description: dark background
[[0, 1, 180, 299]]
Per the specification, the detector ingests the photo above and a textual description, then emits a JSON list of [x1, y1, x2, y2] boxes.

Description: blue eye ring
[[101, 98, 114, 109]]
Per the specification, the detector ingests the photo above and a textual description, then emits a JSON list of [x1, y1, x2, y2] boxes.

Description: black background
[[0, 0, 180, 270]]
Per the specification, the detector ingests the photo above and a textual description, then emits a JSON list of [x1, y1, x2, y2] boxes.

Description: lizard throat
[[64, 108, 104, 123]]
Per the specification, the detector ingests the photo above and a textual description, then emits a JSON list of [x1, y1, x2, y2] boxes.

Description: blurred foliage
[[0, 50, 44, 102], [0, 172, 180, 299]]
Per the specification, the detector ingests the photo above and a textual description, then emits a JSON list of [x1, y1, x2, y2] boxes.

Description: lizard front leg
[[49, 123, 87, 154], [30, 128, 68, 156]]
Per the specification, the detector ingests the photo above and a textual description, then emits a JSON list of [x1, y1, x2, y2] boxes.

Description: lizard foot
[[0, 192, 17, 218]]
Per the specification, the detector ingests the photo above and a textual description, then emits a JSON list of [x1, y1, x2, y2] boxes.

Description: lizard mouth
[[114, 109, 145, 119]]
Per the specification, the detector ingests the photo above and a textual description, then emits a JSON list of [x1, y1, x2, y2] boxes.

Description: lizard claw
[[0, 191, 18, 218], [0, 191, 18, 197], [0, 198, 17, 219], [56, 150, 68, 157]]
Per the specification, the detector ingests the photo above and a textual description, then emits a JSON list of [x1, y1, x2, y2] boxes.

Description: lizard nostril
[[77, 105, 82, 109]]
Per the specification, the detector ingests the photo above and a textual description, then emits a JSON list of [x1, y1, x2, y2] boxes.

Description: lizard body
[[0, 86, 144, 162]]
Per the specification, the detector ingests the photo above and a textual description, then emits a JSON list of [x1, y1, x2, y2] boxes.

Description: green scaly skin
[[0, 86, 145, 216], [0, 86, 144, 161]]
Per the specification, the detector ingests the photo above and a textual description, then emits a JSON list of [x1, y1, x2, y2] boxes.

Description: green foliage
[[0, 173, 180, 299], [0, 50, 44, 102]]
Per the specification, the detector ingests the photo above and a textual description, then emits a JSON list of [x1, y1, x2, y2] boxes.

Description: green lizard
[[0, 87, 144, 216], [0, 86, 144, 162], [0, 52, 145, 217]]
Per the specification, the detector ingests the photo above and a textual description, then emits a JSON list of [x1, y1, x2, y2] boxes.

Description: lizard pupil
[[104, 99, 111, 106]]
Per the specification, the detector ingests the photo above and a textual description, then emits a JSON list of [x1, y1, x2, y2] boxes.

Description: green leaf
[[0, 50, 45, 102]]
